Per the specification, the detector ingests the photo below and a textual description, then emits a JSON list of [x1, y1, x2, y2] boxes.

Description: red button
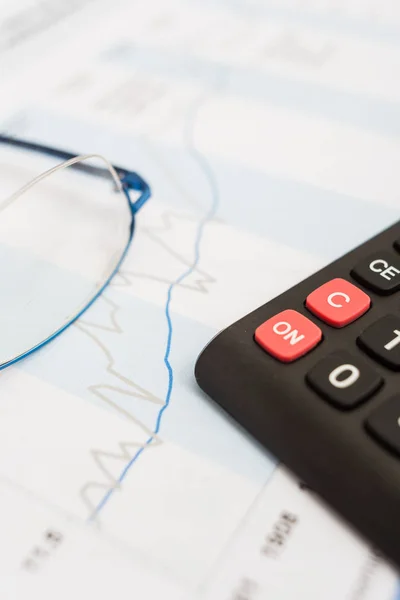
[[255, 309, 322, 363], [306, 278, 370, 328]]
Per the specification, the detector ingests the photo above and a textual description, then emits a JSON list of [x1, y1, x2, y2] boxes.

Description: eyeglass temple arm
[[0, 134, 151, 214]]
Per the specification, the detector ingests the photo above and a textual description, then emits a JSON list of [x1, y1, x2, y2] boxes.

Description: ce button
[[351, 251, 400, 295]]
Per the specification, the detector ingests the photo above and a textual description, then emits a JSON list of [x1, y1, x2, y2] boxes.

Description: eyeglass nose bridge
[[119, 170, 151, 215]]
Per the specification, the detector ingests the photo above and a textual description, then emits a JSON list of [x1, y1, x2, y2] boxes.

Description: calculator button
[[351, 251, 400, 295], [306, 278, 370, 328], [255, 309, 322, 363], [395, 238, 400, 254], [366, 396, 400, 457], [306, 350, 383, 409], [357, 315, 400, 371]]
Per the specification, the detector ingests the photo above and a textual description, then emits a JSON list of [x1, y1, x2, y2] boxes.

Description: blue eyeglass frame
[[0, 133, 151, 370]]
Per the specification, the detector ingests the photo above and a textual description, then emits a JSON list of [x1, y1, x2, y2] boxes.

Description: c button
[[306, 278, 370, 328]]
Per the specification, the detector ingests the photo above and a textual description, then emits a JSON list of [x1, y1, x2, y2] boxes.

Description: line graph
[[80, 437, 163, 519], [75, 209, 217, 518], [75, 294, 164, 517], [76, 296, 163, 409], [112, 212, 216, 294], [86, 91, 220, 520]]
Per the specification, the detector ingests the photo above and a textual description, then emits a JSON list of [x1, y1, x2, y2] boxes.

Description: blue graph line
[[90, 95, 219, 520]]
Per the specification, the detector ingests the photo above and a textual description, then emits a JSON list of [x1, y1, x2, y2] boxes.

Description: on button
[[255, 309, 322, 363]]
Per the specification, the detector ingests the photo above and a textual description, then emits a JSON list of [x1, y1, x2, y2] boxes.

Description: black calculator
[[195, 220, 400, 568]]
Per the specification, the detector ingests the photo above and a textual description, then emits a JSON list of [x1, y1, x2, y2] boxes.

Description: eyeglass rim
[[0, 153, 124, 213], [0, 134, 151, 371]]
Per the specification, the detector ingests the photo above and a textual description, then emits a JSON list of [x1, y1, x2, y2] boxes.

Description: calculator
[[195, 220, 400, 568]]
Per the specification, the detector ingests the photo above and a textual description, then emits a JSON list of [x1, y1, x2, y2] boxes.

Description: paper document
[[0, 0, 399, 598]]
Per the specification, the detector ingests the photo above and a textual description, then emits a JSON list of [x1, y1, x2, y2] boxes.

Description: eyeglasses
[[0, 134, 151, 369]]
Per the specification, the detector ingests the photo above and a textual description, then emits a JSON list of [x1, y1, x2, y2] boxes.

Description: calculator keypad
[[306, 350, 383, 409], [253, 235, 400, 440], [351, 251, 400, 295]]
